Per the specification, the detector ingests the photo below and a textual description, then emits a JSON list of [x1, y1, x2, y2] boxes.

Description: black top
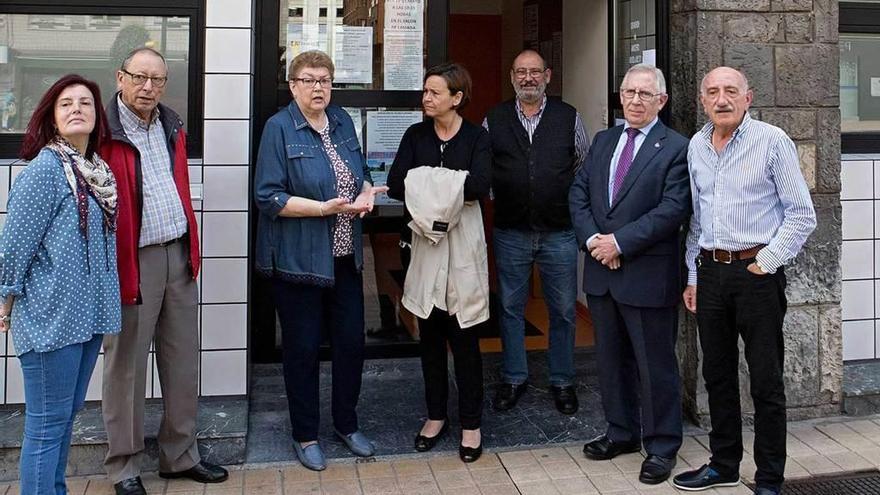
[[386, 119, 491, 203], [486, 97, 578, 231]]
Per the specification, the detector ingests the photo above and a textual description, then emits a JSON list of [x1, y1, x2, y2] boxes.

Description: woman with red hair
[[0, 74, 120, 494]]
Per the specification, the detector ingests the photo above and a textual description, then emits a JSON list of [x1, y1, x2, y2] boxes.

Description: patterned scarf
[[46, 137, 117, 238]]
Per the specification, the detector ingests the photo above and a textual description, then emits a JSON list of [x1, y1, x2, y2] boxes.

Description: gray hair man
[[569, 64, 691, 485]]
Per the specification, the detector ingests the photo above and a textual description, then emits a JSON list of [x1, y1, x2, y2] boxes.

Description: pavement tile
[[553, 476, 599, 494], [679, 437, 709, 454], [283, 480, 322, 494], [83, 479, 116, 495], [320, 463, 358, 481], [575, 457, 620, 476], [283, 465, 321, 482], [245, 468, 281, 487], [321, 478, 362, 495], [711, 484, 754, 494], [846, 419, 880, 442], [243, 485, 281, 495], [397, 473, 441, 495], [677, 451, 710, 468], [440, 486, 481, 495], [826, 450, 875, 471], [541, 459, 583, 479], [166, 477, 208, 493], [470, 467, 512, 486], [218, 470, 244, 487], [531, 447, 573, 464], [586, 473, 634, 493], [356, 461, 395, 479], [610, 453, 644, 474], [507, 463, 550, 484], [391, 459, 432, 477], [498, 450, 537, 468], [633, 483, 678, 494], [204, 487, 244, 495], [788, 427, 848, 455], [785, 434, 816, 457], [783, 457, 811, 479], [516, 480, 562, 494], [359, 476, 400, 495], [856, 446, 880, 466], [466, 453, 502, 470], [434, 470, 476, 489], [429, 455, 469, 473], [477, 484, 520, 495], [791, 454, 841, 475], [4, 486, 16, 495]]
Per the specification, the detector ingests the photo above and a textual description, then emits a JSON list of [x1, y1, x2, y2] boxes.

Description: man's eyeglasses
[[121, 69, 168, 88], [292, 77, 333, 88], [513, 68, 547, 79], [621, 89, 662, 101]]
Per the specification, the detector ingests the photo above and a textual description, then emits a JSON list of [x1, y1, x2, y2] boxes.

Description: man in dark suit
[[569, 64, 691, 485]]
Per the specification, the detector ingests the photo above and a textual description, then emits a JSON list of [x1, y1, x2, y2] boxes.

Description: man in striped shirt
[[673, 67, 816, 495]]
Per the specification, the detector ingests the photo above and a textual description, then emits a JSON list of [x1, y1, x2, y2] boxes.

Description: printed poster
[[366, 110, 423, 205]]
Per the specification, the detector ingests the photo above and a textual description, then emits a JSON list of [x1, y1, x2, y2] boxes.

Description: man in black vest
[[484, 49, 589, 414]]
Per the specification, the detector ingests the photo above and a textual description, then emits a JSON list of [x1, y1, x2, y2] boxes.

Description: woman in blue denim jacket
[[0, 74, 120, 494], [253, 50, 387, 471]]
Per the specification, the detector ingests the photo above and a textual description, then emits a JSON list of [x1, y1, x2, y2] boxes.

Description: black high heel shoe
[[414, 421, 448, 452], [459, 443, 483, 463], [459, 429, 482, 463]]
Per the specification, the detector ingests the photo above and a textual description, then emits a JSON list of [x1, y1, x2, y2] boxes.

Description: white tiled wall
[[0, 0, 253, 403], [842, 156, 880, 361]]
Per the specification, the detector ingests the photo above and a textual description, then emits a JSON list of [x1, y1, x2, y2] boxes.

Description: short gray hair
[[621, 64, 666, 94], [120, 47, 167, 71]]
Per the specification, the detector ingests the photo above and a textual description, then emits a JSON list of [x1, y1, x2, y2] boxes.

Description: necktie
[[612, 127, 640, 202]]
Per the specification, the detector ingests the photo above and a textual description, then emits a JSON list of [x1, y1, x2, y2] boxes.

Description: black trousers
[[696, 255, 787, 488], [272, 256, 365, 442], [419, 308, 484, 430], [587, 295, 683, 458]]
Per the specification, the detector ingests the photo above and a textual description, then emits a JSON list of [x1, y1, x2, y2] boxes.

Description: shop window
[[0, 0, 203, 157], [840, 2, 880, 153], [0, 14, 190, 135]]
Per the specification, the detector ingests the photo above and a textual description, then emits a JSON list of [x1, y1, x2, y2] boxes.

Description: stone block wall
[[669, 0, 842, 424]]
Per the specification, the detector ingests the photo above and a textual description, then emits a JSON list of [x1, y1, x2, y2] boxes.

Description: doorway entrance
[[249, 0, 659, 363]]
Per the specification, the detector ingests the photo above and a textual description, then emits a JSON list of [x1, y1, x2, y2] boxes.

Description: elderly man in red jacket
[[100, 47, 227, 495]]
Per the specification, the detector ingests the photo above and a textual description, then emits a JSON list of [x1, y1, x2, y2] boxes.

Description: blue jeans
[[19, 334, 103, 495], [493, 227, 578, 386]]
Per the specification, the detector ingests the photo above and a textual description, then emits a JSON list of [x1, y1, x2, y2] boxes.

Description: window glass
[[613, 0, 657, 90], [0, 14, 190, 133], [840, 33, 880, 133], [278, 0, 428, 91]]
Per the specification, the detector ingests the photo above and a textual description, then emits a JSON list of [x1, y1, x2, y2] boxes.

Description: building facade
[[0, 0, 873, 425]]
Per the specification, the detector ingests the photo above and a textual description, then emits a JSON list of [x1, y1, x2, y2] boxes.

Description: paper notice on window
[[286, 24, 325, 79], [872, 77, 880, 97], [333, 26, 373, 84], [384, 31, 423, 90], [642, 49, 656, 67], [386, 0, 424, 32], [383, 0, 424, 90], [343, 107, 364, 148], [366, 111, 423, 205]]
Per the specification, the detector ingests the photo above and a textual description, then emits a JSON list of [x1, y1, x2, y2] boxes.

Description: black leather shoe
[[582, 435, 641, 460], [114, 477, 146, 495], [493, 382, 527, 411], [639, 454, 676, 484], [159, 461, 229, 483], [414, 421, 448, 452], [550, 385, 579, 414], [459, 443, 483, 463]]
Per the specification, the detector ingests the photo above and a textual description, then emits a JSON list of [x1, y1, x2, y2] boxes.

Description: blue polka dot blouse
[[0, 148, 121, 355]]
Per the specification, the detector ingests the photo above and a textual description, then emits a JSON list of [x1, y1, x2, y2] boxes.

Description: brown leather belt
[[700, 245, 764, 264]]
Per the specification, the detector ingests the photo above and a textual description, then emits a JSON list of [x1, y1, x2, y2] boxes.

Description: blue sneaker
[[672, 464, 740, 491], [293, 441, 326, 471], [754, 485, 782, 495], [335, 429, 375, 457]]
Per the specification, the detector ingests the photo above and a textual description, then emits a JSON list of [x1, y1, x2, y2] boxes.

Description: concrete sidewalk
[[4, 414, 880, 495]]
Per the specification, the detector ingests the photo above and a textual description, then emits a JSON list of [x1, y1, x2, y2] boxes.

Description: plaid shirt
[[117, 96, 188, 247]]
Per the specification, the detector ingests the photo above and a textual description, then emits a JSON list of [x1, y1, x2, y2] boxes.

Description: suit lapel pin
[[654, 142, 661, 148]]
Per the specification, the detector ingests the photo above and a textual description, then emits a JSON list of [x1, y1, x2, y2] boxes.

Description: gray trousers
[[102, 241, 200, 482]]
